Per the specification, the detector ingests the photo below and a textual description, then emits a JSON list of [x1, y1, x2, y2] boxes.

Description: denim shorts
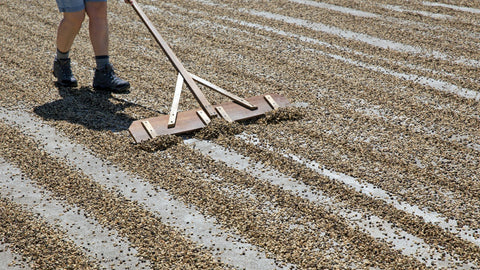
[[55, 0, 107, 13]]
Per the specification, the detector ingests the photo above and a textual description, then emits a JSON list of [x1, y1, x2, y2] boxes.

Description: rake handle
[[128, 0, 217, 118]]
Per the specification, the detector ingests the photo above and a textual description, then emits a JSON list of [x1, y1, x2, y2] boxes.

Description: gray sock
[[56, 49, 70, 60], [95, 55, 110, 69]]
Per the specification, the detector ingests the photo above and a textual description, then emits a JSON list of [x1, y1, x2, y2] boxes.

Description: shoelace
[[101, 66, 117, 81], [59, 61, 73, 78]]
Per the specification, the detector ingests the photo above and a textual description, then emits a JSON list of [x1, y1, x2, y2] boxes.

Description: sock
[[95, 55, 110, 69], [56, 49, 70, 60]]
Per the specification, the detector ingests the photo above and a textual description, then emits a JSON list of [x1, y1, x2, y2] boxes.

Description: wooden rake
[[127, 0, 290, 143]]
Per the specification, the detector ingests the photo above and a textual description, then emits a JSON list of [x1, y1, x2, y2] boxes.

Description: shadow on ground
[[34, 86, 136, 132]]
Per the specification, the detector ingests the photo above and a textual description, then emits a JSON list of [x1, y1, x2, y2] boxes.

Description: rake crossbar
[[167, 73, 184, 128], [190, 73, 257, 110]]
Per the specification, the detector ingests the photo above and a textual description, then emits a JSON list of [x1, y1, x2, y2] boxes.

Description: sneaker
[[93, 63, 130, 93], [53, 58, 78, 87]]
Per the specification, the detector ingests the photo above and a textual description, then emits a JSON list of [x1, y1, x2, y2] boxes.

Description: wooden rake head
[[126, 0, 289, 143]]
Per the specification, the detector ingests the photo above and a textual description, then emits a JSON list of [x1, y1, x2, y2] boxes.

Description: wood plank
[[215, 106, 233, 122], [128, 93, 289, 143], [264, 95, 280, 110], [168, 73, 184, 128], [141, 120, 157, 138], [190, 73, 257, 110]]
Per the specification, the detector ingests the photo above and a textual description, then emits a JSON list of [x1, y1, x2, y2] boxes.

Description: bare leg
[[87, 1, 130, 93], [54, 10, 85, 87], [86, 1, 109, 56], [56, 10, 85, 53]]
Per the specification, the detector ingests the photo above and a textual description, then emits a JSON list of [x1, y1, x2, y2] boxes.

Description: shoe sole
[[53, 71, 78, 88], [55, 80, 78, 88], [93, 85, 130, 94]]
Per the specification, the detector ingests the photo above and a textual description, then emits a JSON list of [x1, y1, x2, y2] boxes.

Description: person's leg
[[56, 10, 85, 54], [85, 1, 108, 57], [87, 0, 130, 93], [54, 7, 85, 87]]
